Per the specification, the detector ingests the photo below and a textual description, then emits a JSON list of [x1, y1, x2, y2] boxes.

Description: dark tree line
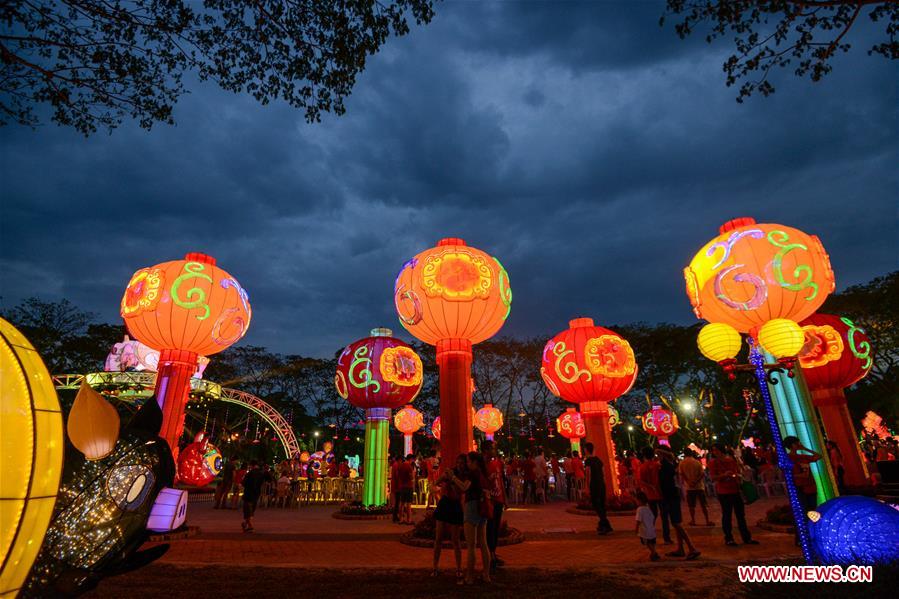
[[3, 270, 895, 454]]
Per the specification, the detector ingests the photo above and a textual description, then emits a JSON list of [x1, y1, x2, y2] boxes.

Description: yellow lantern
[[697, 323, 742, 362], [67, 382, 121, 460], [758, 318, 806, 359], [0, 318, 64, 596]]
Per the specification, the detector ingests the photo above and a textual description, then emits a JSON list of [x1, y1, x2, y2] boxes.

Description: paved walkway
[[152, 496, 799, 568]]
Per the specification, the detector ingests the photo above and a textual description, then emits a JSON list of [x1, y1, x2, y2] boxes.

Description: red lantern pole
[[582, 400, 620, 495], [811, 388, 870, 488], [156, 348, 199, 462], [436, 339, 474, 474]]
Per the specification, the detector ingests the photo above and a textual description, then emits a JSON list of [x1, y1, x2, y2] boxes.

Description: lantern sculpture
[[394, 238, 511, 472], [799, 313, 874, 488], [67, 381, 121, 460], [431, 416, 441, 440], [556, 407, 586, 454], [685, 217, 837, 564], [642, 405, 679, 447], [120, 252, 251, 461], [336, 328, 423, 506], [807, 496, 899, 565], [177, 432, 223, 487], [474, 404, 503, 441], [540, 318, 637, 495], [0, 318, 64, 596], [394, 404, 425, 457]]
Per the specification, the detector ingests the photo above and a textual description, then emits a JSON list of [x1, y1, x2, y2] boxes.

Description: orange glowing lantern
[[556, 407, 586, 453], [394, 405, 425, 456], [799, 313, 874, 488], [395, 238, 511, 472], [474, 404, 503, 441], [684, 217, 834, 333], [121, 253, 251, 461], [642, 405, 679, 446], [540, 318, 637, 495]]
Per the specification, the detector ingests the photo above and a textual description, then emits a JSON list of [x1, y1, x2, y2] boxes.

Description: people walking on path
[[709, 443, 759, 547], [241, 461, 265, 532], [583, 442, 612, 535], [482, 441, 506, 573], [657, 447, 700, 560], [634, 491, 660, 561], [637, 447, 671, 544], [678, 449, 713, 526]]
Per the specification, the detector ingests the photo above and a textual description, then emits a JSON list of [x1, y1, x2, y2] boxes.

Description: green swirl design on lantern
[[840, 317, 873, 370], [495, 257, 512, 320], [553, 341, 592, 384], [350, 345, 381, 393], [171, 261, 213, 320], [767, 230, 818, 300]]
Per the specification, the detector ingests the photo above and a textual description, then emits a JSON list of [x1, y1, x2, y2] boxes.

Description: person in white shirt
[[534, 448, 548, 503], [635, 490, 660, 561]]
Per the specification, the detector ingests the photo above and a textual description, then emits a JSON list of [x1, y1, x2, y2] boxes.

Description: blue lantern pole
[[749, 339, 814, 564]]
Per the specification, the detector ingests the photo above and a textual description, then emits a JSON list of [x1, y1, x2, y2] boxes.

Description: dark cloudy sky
[[1, 1, 896, 357]]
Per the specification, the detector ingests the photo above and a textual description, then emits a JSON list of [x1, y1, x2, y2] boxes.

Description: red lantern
[[121, 252, 251, 462], [177, 432, 222, 487], [395, 238, 511, 472], [540, 317, 638, 495], [799, 313, 874, 488], [556, 407, 586, 453], [474, 404, 503, 441], [642, 406, 679, 447], [394, 405, 424, 456], [335, 328, 423, 506]]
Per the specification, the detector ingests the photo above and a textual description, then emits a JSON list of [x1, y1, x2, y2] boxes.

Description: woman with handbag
[[448, 451, 492, 584]]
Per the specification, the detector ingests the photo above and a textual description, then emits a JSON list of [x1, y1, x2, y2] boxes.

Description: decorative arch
[[52, 372, 301, 459]]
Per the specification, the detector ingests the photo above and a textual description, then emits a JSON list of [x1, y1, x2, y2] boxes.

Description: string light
[[749, 339, 813, 563]]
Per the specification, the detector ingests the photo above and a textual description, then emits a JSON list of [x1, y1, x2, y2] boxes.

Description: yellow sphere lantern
[[758, 318, 805, 359], [67, 382, 121, 460], [697, 323, 741, 362], [0, 318, 64, 596]]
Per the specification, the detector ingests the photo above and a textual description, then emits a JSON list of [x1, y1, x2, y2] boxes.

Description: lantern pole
[[812, 388, 870, 488], [403, 433, 413, 457], [155, 348, 199, 462], [749, 340, 814, 563], [581, 400, 620, 496], [436, 339, 474, 474], [363, 408, 390, 506]]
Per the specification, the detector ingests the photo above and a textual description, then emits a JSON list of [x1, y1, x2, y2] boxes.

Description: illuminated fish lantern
[[25, 396, 175, 595], [807, 496, 899, 565]]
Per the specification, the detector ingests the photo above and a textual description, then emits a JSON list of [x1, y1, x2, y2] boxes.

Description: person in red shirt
[[327, 459, 339, 478], [482, 441, 506, 572], [708, 443, 758, 546], [390, 456, 400, 523], [568, 452, 585, 501], [396, 454, 416, 524], [231, 463, 247, 509], [637, 447, 670, 544]]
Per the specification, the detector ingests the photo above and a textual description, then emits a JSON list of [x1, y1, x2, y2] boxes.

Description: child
[[635, 491, 660, 561]]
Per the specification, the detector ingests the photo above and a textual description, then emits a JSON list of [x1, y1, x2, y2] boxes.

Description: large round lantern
[[642, 405, 679, 447], [336, 328, 423, 506], [474, 404, 503, 441], [177, 432, 222, 487], [120, 252, 251, 461], [684, 217, 834, 333], [556, 407, 586, 454], [799, 314, 874, 488], [394, 238, 511, 472], [394, 405, 424, 457], [540, 317, 637, 495], [0, 318, 64, 596]]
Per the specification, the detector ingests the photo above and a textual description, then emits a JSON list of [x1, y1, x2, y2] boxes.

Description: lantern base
[[436, 339, 473, 475], [362, 408, 390, 507], [155, 349, 199, 463]]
